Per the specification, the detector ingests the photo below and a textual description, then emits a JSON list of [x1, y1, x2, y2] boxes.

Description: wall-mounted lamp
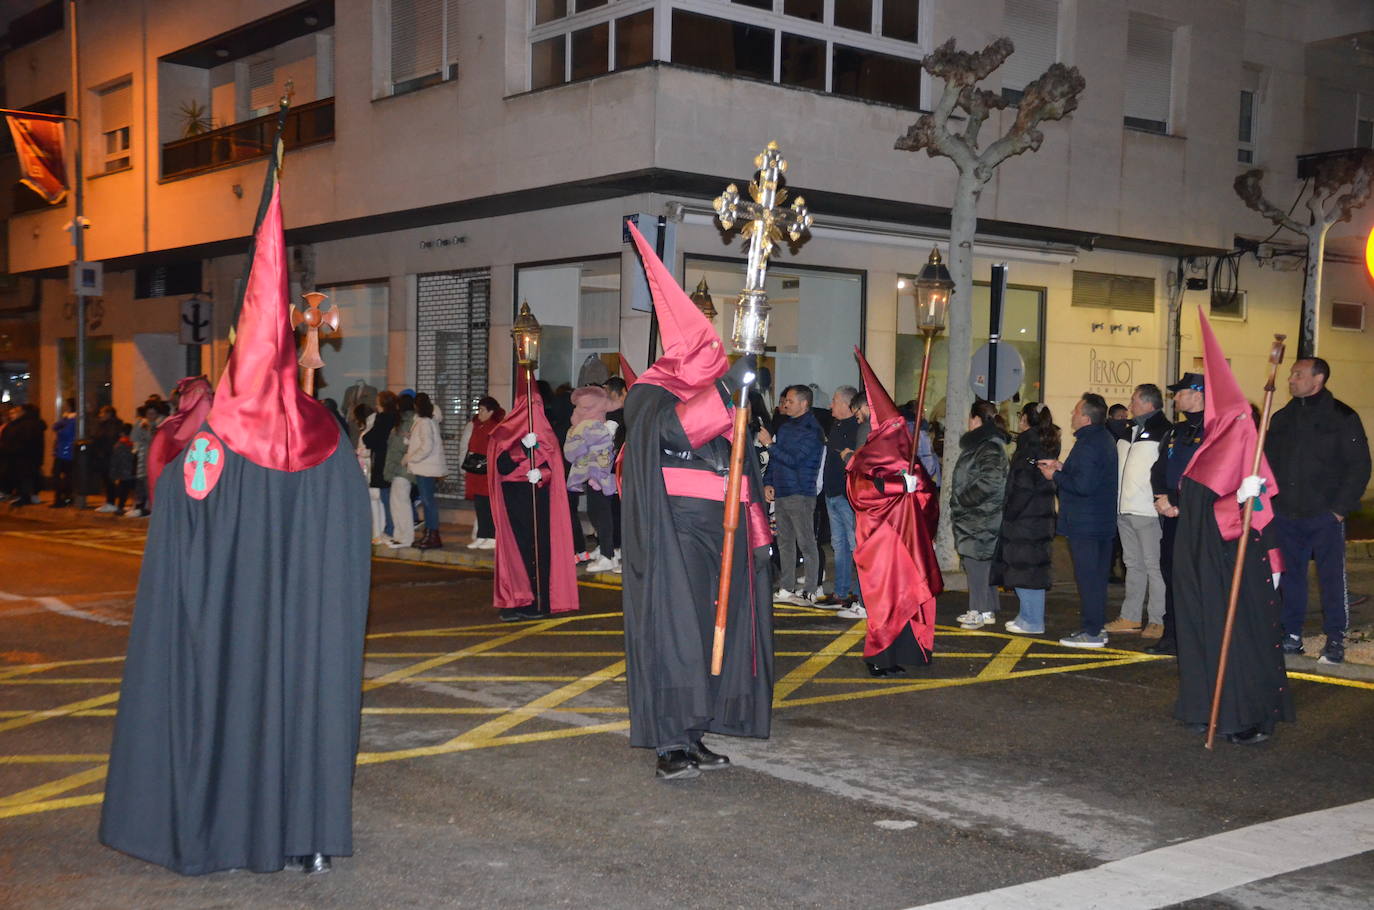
[[1127, 325, 1142, 335], [231, 183, 243, 198], [1110, 324, 1123, 334], [1091, 322, 1105, 332]]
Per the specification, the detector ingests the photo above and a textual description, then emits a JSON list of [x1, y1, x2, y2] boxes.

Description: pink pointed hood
[[626, 221, 729, 400]]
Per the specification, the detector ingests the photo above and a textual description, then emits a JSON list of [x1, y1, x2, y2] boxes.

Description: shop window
[[514, 258, 621, 390], [314, 282, 390, 397]]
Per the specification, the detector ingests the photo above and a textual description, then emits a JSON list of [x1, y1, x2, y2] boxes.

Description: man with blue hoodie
[[761, 384, 825, 604], [1039, 392, 1119, 647]]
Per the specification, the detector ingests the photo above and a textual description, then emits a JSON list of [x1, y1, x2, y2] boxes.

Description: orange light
[[1366, 225, 1374, 282]]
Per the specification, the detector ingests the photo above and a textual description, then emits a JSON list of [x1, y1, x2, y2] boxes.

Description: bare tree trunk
[[1301, 223, 1330, 358], [934, 170, 983, 572]]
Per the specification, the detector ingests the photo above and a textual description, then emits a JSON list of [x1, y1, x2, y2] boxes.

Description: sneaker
[[835, 602, 867, 619], [812, 587, 825, 603], [610, 556, 622, 575], [812, 594, 846, 609], [1318, 638, 1345, 665], [96, 503, 119, 513], [1141, 623, 1165, 640], [1005, 619, 1043, 636], [123, 508, 145, 518], [1280, 633, 1304, 655], [1103, 617, 1144, 634], [585, 555, 617, 573], [479, 538, 497, 549], [955, 609, 982, 625], [372, 536, 390, 546], [1059, 631, 1108, 649], [466, 538, 485, 549], [386, 538, 412, 549], [960, 611, 996, 630], [773, 588, 808, 606], [574, 550, 593, 564]]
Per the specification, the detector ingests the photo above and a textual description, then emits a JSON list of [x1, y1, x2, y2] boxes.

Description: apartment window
[[672, 9, 774, 82], [1332, 301, 1365, 332], [98, 81, 132, 173], [784, 0, 823, 22], [1124, 17, 1173, 134], [530, 2, 655, 90], [390, 0, 458, 95], [832, 44, 920, 107], [780, 32, 826, 90], [1237, 65, 1261, 163], [1071, 271, 1156, 313], [1001, 0, 1058, 104]]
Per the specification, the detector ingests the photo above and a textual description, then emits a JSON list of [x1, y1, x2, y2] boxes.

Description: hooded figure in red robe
[[1172, 311, 1292, 744], [144, 375, 213, 507], [619, 222, 773, 780], [486, 367, 579, 621], [847, 349, 943, 676], [100, 146, 370, 875]]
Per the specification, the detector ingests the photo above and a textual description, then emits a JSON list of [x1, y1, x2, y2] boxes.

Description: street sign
[[970, 341, 1025, 403], [69, 260, 102, 297], [624, 213, 677, 313], [180, 296, 213, 345]]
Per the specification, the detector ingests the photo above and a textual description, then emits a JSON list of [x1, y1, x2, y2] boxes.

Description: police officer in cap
[[1146, 372, 1205, 655]]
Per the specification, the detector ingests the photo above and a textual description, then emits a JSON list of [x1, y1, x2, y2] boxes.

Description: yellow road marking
[[0, 754, 108, 763], [443, 660, 627, 747], [0, 678, 123, 685], [0, 656, 125, 681], [0, 793, 104, 819], [773, 624, 869, 701], [1288, 671, 1374, 691], [356, 720, 631, 765], [977, 637, 1035, 679], [0, 764, 107, 807], [362, 617, 576, 692], [405, 675, 584, 682], [0, 693, 120, 734], [0, 710, 114, 718]]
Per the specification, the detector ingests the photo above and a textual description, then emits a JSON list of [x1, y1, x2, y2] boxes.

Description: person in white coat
[[405, 392, 447, 549]]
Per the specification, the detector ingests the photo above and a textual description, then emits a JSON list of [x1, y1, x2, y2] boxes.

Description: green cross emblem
[[186, 436, 220, 493]]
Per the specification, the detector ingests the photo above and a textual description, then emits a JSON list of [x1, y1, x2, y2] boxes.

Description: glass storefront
[[314, 281, 389, 401], [682, 256, 864, 407], [896, 280, 1045, 428], [515, 257, 621, 391], [57, 336, 113, 415]]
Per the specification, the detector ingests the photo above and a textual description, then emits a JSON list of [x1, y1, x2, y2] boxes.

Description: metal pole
[[68, 0, 88, 507], [987, 263, 1007, 404], [644, 215, 666, 367]]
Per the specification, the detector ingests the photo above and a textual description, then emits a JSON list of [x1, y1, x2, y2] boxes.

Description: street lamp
[[910, 246, 954, 473], [689, 277, 718, 320], [511, 300, 542, 369]]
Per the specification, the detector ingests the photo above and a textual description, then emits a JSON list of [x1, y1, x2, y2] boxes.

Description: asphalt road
[[1, 514, 1372, 909]]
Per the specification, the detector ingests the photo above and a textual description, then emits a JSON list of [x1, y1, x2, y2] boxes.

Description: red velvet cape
[[146, 376, 213, 507], [486, 367, 578, 613]]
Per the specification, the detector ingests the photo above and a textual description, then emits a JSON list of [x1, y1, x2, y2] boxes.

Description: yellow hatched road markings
[[3, 601, 1370, 822]]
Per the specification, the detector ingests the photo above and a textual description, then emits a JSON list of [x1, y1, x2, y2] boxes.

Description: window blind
[[1071, 271, 1156, 313], [1124, 18, 1172, 128], [391, 0, 459, 86], [1001, 0, 1057, 93]]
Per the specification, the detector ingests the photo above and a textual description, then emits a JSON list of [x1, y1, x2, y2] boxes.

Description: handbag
[[461, 451, 487, 475]]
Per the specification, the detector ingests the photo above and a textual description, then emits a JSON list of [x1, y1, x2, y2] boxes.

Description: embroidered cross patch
[[183, 432, 224, 500]]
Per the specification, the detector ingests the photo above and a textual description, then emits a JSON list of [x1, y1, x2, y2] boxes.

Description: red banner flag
[[6, 114, 67, 204]]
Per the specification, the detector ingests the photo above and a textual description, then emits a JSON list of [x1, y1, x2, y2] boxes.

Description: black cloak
[[621, 383, 774, 751], [99, 425, 371, 874], [1172, 477, 1294, 734]]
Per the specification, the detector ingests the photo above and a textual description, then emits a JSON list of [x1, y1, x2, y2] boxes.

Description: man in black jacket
[[1265, 358, 1371, 664], [1147, 373, 1206, 655]]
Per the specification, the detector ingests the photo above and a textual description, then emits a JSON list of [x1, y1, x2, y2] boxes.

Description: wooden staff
[[526, 368, 543, 615], [1205, 334, 1286, 750], [907, 331, 936, 474], [711, 386, 752, 675]]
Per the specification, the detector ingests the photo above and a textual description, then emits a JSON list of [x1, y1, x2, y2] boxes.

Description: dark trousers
[[586, 490, 618, 554], [567, 490, 586, 553], [1068, 536, 1112, 635], [503, 482, 553, 614], [113, 478, 134, 510], [473, 495, 495, 538], [1276, 512, 1348, 639], [1159, 515, 1178, 642], [53, 458, 73, 502]]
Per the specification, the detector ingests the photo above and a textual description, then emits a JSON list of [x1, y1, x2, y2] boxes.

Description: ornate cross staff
[[291, 290, 340, 396], [710, 141, 813, 676]]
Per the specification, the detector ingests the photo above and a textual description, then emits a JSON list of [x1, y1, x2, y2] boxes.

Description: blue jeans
[[379, 484, 394, 537], [825, 495, 859, 598], [416, 476, 440, 534], [1013, 588, 1046, 633]]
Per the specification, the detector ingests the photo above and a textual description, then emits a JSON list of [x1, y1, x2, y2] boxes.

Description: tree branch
[[978, 63, 1085, 178], [1234, 169, 1306, 235]]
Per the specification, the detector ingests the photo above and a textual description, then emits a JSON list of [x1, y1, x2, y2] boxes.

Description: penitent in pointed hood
[[853, 347, 903, 432], [618, 352, 638, 386], [207, 183, 339, 472], [626, 221, 729, 400], [1183, 309, 1279, 539]]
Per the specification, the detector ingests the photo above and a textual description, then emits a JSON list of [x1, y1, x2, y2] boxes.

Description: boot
[[417, 529, 443, 550]]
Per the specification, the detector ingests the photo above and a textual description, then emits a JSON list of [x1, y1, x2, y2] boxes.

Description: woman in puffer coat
[[992, 401, 1061, 635], [951, 399, 1010, 630]]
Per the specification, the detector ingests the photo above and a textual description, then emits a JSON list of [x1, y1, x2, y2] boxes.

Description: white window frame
[[94, 78, 133, 175], [526, 0, 930, 106], [1331, 300, 1366, 332], [1237, 63, 1262, 164]]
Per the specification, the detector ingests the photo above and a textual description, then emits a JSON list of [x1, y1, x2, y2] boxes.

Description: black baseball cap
[[1167, 372, 1205, 392]]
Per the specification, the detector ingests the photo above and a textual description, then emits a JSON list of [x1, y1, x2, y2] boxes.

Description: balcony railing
[[161, 97, 334, 180]]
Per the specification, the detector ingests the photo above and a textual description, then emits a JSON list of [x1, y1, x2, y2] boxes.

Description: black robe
[[99, 424, 371, 875], [1172, 478, 1294, 734], [621, 383, 773, 751]]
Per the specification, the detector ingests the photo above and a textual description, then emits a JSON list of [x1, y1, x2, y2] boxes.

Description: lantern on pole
[[689, 277, 718, 320], [909, 247, 954, 472], [511, 300, 543, 369]]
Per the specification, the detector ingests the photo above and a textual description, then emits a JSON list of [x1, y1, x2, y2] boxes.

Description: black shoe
[[1225, 727, 1270, 746], [655, 749, 700, 780], [687, 739, 731, 770], [865, 662, 906, 678], [1145, 638, 1177, 655], [498, 607, 541, 622], [303, 853, 331, 874], [1280, 633, 1304, 655], [1318, 637, 1345, 665]]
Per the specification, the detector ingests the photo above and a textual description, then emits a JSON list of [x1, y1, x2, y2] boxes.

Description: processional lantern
[[690, 277, 718, 320], [511, 300, 543, 369], [913, 247, 953, 336]]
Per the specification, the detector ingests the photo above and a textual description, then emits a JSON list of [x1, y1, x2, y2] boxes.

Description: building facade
[[4, 0, 1373, 496]]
